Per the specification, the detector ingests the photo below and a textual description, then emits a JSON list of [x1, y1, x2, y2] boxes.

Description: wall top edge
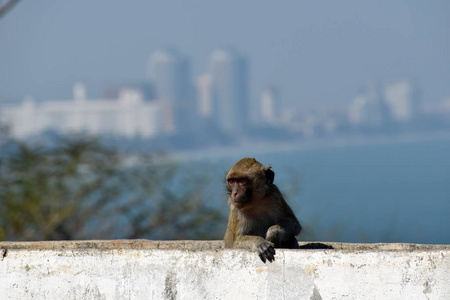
[[0, 240, 449, 252]]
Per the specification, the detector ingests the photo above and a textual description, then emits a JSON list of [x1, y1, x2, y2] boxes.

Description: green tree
[[0, 134, 225, 241]]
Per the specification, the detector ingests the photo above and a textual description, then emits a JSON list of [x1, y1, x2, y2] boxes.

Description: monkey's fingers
[[258, 253, 267, 263], [269, 246, 276, 257], [265, 248, 275, 263], [258, 243, 276, 263]]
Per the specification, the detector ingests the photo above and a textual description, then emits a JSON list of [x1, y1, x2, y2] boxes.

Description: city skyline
[[2, 48, 448, 149], [1, 0, 448, 112], [0, 48, 253, 139]]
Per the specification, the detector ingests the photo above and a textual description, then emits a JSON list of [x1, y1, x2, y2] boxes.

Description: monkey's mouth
[[232, 199, 247, 208], [231, 197, 245, 203]]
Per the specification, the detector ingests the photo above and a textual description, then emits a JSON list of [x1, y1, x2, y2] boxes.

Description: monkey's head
[[226, 158, 275, 209]]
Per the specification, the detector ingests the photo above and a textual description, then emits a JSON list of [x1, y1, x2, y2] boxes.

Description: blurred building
[[195, 73, 213, 119], [348, 83, 389, 127], [147, 49, 195, 135], [383, 80, 418, 122], [208, 49, 249, 134], [0, 84, 163, 139], [260, 86, 280, 125]]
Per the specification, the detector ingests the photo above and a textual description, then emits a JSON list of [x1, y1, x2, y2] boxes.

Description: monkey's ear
[[265, 167, 275, 184]]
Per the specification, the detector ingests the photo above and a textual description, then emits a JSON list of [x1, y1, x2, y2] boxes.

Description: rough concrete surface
[[0, 240, 449, 299]]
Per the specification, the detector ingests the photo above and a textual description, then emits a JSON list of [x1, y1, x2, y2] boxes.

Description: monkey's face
[[227, 177, 252, 209]]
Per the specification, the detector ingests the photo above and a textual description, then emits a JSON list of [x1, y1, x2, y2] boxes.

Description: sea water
[[177, 137, 450, 244]]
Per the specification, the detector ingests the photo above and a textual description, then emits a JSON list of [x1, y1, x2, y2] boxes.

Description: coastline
[[172, 130, 450, 162]]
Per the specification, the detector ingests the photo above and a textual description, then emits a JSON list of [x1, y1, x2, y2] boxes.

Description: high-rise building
[[208, 49, 249, 134], [384, 80, 418, 122], [147, 49, 194, 135], [261, 86, 280, 125], [348, 83, 389, 127], [195, 74, 213, 119]]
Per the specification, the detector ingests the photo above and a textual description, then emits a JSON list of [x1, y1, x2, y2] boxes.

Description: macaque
[[223, 158, 302, 263]]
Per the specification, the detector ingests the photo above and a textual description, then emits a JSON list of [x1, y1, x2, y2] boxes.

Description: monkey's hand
[[256, 239, 276, 263], [234, 236, 276, 263], [266, 224, 283, 246]]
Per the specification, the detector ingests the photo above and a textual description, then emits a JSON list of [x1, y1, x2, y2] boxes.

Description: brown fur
[[223, 158, 302, 263]]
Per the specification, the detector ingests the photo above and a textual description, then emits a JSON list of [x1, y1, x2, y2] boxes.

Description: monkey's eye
[[237, 178, 249, 185]]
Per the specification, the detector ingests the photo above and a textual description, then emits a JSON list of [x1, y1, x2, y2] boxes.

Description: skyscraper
[[208, 49, 249, 134], [147, 49, 194, 135], [348, 83, 389, 127], [384, 80, 418, 122], [195, 73, 213, 119], [261, 86, 280, 125]]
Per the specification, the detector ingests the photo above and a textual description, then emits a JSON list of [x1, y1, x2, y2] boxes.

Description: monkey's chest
[[238, 216, 275, 238]]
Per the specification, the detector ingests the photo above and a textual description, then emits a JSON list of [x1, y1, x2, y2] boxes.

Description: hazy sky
[[0, 0, 449, 111]]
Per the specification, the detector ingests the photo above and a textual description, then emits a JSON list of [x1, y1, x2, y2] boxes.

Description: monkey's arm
[[223, 209, 237, 248], [224, 227, 276, 263], [234, 235, 276, 263], [266, 217, 302, 248], [223, 208, 276, 263]]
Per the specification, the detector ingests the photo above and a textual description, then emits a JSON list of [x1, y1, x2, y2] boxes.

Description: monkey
[[223, 157, 302, 263]]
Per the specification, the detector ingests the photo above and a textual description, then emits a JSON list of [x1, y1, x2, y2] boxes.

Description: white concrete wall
[[0, 240, 449, 300]]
